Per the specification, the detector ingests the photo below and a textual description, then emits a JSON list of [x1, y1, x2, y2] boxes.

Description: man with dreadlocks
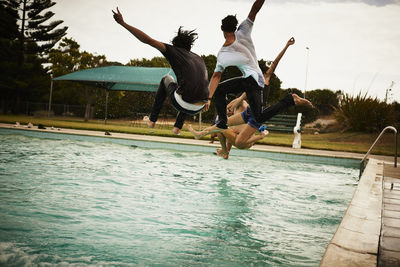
[[112, 8, 208, 135], [203, 0, 312, 134]]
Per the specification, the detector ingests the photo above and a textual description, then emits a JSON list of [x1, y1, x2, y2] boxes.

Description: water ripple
[[0, 133, 358, 266]]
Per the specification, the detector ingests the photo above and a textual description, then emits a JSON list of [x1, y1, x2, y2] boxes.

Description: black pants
[[149, 77, 201, 129], [214, 76, 295, 129]]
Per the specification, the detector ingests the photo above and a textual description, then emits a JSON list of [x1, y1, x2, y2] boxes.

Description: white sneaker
[[172, 128, 181, 135], [143, 116, 155, 128]]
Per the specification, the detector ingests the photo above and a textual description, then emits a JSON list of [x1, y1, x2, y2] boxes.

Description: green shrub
[[306, 89, 340, 116], [335, 92, 395, 132]]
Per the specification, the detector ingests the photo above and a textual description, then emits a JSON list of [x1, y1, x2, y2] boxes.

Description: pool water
[[0, 132, 358, 266]]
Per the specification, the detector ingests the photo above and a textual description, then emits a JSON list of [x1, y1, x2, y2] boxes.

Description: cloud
[[233, 0, 400, 7], [51, 0, 400, 101], [360, 0, 400, 6]]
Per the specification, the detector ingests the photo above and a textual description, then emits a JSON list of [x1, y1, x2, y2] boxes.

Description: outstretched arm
[[264, 37, 295, 84], [187, 124, 223, 140], [203, 71, 222, 112], [112, 7, 166, 52], [248, 0, 266, 22], [187, 111, 246, 140], [227, 92, 247, 113]]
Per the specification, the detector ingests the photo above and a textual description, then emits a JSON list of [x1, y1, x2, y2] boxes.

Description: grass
[[0, 114, 398, 156]]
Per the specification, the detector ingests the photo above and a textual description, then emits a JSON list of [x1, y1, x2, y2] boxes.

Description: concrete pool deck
[[0, 123, 399, 266]]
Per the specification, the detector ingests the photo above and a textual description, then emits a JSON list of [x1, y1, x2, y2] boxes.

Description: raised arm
[[264, 37, 295, 84], [227, 92, 247, 113], [203, 71, 222, 112], [248, 0, 266, 22], [112, 7, 166, 52]]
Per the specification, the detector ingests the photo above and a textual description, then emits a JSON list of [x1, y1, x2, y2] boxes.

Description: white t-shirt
[[214, 18, 265, 87]]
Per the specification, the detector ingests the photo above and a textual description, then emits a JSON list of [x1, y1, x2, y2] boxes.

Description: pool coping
[[320, 158, 383, 266], [0, 123, 394, 266], [0, 123, 392, 163]]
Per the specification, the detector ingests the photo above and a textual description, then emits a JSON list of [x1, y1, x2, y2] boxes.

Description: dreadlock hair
[[172, 26, 198, 51], [221, 15, 238, 32]]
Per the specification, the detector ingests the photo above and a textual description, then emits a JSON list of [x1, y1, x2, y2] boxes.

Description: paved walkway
[[379, 163, 400, 266]]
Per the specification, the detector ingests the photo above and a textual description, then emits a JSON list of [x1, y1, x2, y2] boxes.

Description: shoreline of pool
[[0, 123, 394, 266]]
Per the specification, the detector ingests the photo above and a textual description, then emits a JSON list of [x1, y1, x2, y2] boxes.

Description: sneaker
[[172, 127, 181, 135], [143, 115, 155, 128]]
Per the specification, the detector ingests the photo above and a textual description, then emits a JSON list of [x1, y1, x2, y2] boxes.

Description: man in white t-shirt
[[204, 0, 312, 131]]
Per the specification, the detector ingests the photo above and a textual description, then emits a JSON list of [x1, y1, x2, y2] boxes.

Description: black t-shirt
[[161, 44, 209, 103]]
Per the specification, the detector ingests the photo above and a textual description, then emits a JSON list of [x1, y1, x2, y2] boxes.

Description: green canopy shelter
[[51, 66, 178, 123]]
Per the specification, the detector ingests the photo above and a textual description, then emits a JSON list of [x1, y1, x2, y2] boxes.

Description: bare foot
[[172, 127, 180, 135], [209, 133, 217, 143], [187, 124, 202, 140], [292, 94, 314, 108], [143, 116, 155, 128], [216, 148, 229, 159]]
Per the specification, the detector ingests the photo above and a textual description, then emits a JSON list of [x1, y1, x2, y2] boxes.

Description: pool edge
[[320, 158, 382, 266], [0, 123, 376, 167]]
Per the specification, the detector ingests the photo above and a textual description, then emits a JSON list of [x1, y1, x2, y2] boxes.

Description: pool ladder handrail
[[359, 126, 397, 178]]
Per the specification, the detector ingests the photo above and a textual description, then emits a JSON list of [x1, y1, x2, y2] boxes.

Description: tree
[[49, 37, 107, 121], [201, 54, 217, 81], [48, 38, 82, 105], [5, 0, 68, 65], [0, 1, 20, 113], [1, 0, 67, 113], [306, 89, 340, 116], [265, 72, 283, 105], [80, 51, 106, 121], [127, 57, 169, 67]]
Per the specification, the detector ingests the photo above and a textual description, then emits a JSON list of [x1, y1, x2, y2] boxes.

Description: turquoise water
[[0, 132, 357, 266]]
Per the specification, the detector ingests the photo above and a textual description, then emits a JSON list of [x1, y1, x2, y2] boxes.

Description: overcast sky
[[51, 0, 400, 102]]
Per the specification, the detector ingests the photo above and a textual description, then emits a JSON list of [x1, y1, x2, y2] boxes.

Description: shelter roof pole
[[104, 90, 109, 125], [48, 74, 53, 118]]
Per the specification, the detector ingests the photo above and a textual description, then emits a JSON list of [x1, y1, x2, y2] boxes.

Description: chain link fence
[[23, 102, 90, 118]]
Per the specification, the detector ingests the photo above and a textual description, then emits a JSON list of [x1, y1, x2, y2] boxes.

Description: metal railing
[[359, 126, 398, 178]]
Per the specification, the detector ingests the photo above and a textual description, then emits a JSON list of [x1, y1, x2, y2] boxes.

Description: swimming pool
[[0, 129, 358, 266]]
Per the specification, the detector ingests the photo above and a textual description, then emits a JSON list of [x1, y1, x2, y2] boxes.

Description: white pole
[[104, 90, 109, 125], [48, 74, 53, 118], [198, 112, 202, 130], [304, 47, 310, 98]]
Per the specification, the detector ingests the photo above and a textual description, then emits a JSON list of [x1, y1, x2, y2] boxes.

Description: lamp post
[[304, 47, 310, 99], [385, 81, 394, 103]]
